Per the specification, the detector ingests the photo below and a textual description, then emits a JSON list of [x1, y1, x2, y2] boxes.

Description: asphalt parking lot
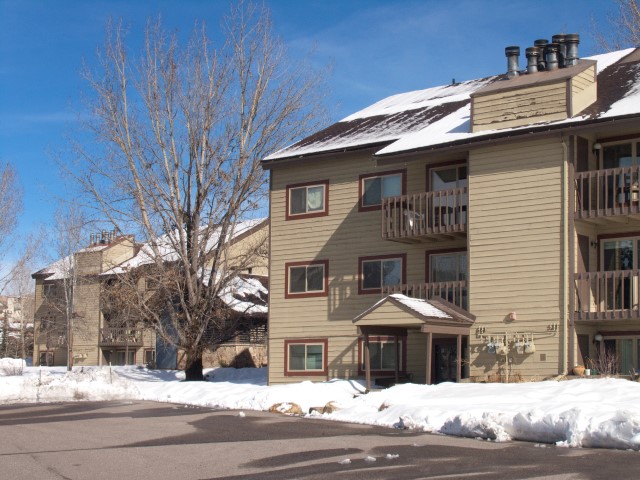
[[1, 401, 639, 479]]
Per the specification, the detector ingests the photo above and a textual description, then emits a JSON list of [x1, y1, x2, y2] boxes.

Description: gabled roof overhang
[[353, 294, 475, 337]]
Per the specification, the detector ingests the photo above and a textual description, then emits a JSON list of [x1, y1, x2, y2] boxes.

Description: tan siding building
[[264, 41, 640, 385], [32, 220, 269, 368]]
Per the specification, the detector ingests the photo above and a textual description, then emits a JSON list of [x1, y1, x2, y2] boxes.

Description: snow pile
[[2, 362, 640, 450], [0, 365, 139, 404]]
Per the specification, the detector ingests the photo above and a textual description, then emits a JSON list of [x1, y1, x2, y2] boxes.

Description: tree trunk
[[184, 352, 204, 381]]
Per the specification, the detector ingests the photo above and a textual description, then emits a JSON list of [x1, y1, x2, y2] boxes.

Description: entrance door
[[434, 339, 457, 383]]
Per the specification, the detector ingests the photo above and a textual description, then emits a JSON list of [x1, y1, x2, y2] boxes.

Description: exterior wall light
[[594, 333, 604, 342]]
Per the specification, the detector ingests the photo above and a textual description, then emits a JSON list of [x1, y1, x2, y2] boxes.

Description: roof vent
[[564, 33, 580, 66], [526, 47, 540, 74], [552, 34, 567, 67], [545, 42, 560, 71], [534, 39, 549, 71], [505, 46, 520, 78]]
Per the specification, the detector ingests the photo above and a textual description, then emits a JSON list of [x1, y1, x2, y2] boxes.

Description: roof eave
[[374, 112, 640, 160], [261, 141, 393, 169]]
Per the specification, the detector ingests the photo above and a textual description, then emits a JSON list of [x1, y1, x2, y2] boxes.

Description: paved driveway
[[1, 401, 638, 479]]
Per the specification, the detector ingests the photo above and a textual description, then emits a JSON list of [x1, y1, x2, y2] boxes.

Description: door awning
[[353, 294, 475, 335]]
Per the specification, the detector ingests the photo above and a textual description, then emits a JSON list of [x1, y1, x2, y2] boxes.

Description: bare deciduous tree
[[70, 3, 326, 379], [594, 0, 640, 51], [0, 162, 23, 292], [37, 205, 89, 370]]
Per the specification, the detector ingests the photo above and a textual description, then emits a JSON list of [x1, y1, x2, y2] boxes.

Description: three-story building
[[263, 37, 640, 386]]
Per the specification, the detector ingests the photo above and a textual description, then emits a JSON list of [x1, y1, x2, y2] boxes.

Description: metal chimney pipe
[[505, 46, 521, 78], [565, 33, 580, 66], [526, 47, 540, 74], [534, 39, 549, 70], [545, 42, 559, 71], [552, 34, 567, 67]]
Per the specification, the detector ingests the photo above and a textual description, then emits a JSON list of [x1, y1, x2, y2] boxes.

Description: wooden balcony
[[575, 166, 640, 224], [382, 189, 467, 243], [99, 328, 144, 347], [383, 281, 468, 311], [574, 270, 640, 321]]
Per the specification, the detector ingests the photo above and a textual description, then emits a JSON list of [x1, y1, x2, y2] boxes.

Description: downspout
[[560, 135, 569, 375]]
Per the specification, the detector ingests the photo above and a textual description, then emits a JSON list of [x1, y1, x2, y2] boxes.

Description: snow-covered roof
[[354, 293, 452, 322], [102, 218, 267, 275], [219, 275, 268, 316], [32, 255, 74, 281], [264, 48, 640, 162]]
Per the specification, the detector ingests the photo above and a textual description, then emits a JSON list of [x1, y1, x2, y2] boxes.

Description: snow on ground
[[2, 359, 640, 451]]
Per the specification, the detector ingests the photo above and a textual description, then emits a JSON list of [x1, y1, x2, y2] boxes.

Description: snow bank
[[2, 361, 639, 451]]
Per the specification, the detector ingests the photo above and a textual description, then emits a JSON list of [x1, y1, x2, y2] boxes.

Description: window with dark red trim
[[358, 335, 407, 375], [359, 170, 406, 211], [286, 180, 329, 220], [284, 338, 328, 376], [358, 253, 406, 294], [285, 260, 329, 298]]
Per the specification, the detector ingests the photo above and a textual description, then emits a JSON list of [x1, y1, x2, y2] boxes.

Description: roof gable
[[354, 294, 474, 328]]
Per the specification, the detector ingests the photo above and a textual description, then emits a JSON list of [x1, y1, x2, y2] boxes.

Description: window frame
[[425, 248, 468, 282], [594, 136, 640, 170], [358, 253, 406, 295], [286, 180, 329, 220], [427, 161, 468, 192], [43, 283, 57, 297], [357, 335, 407, 376], [284, 338, 328, 377], [284, 260, 329, 299], [358, 169, 406, 212]]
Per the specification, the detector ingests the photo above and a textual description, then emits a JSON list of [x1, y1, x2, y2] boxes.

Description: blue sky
[[0, 0, 620, 262]]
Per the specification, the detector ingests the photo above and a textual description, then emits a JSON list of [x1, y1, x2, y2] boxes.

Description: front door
[[434, 339, 457, 383]]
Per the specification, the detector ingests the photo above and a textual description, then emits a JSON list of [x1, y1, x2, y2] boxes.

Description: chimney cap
[[546, 42, 560, 51], [505, 46, 520, 56], [534, 39, 549, 46], [552, 34, 566, 44], [526, 46, 541, 56], [565, 33, 580, 43]]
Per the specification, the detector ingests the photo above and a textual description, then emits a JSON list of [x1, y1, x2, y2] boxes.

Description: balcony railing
[[99, 328, 144, 347], [382, 188, 467, 242], [383, 281, 468, 311], [575, 166, 640, 220], [574, 270, 640, 321]]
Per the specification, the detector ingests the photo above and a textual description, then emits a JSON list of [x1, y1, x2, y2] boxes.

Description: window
[[600, 235, 640, 310], [427, 250, 468, 309], [598, 139, 640, 207], [358, 336, 406, 375], [359, 170, 405, 211], [429, 164, 468, 192], [285, 339, 328, 376], [104, 349, 136, 366], [43, 283, 57, 297], [596, 335, 640, 375], [428, 163, 468, 226], [359, 254, 405, 294], [285, 260, 328, 298], [286, 180, 329, 220]]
